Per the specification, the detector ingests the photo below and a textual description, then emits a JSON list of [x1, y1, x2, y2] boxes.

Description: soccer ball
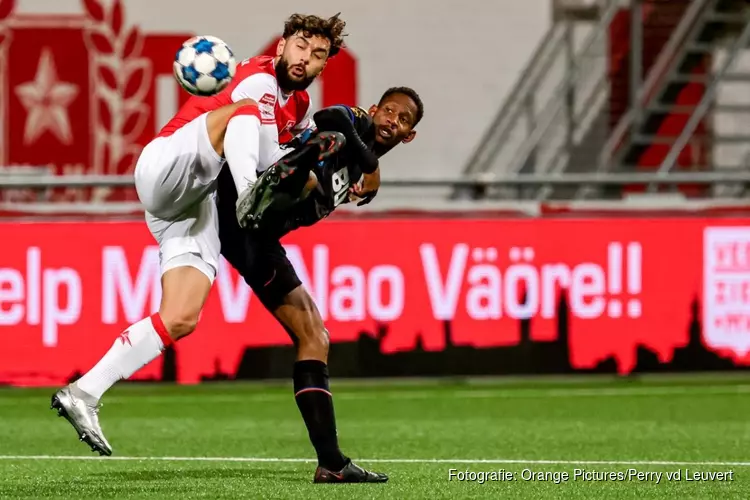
[[173, 36, 237, 96]]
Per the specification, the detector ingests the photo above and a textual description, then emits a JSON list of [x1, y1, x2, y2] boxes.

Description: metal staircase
[[453, 0, 621, 200], [593, 0, 750, 198], [459, 0, 750, 201]]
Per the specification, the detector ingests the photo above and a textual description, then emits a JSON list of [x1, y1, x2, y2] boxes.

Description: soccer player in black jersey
[[216, 87, 423, 483]]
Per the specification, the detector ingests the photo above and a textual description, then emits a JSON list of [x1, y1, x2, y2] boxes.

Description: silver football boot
[[50, 384, 113, 456]]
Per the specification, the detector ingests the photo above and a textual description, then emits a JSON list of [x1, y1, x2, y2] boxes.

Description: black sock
[[293, 360, 348, 471]]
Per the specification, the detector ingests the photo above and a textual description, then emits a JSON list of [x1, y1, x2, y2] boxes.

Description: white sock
[[224, 107, 261, 194], [75, 314, 172, 400]]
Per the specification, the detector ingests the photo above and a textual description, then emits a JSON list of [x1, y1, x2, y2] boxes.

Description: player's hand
[[349, 189, 377, 206], [350, 169, 380, 206], [353, 169, 380, 196]]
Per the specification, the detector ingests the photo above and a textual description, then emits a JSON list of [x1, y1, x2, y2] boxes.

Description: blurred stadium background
[[1, 0, 750, 497]]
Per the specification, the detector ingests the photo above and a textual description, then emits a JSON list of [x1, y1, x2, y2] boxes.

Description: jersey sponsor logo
[[258, 93, 276, 125], [280, 119, 296, 135], [352, 106, 369, 120], [331, 168, 351, 207], [258, 93, 275, 106]]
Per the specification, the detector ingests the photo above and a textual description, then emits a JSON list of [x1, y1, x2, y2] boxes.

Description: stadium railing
[[2, 171, 749, 189], [0, 171, 747, 217]]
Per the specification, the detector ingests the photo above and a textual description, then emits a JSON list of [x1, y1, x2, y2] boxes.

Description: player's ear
[[368, 104, 377, 116], [276, 38, 286, 57], [402, 130, 416, 144]]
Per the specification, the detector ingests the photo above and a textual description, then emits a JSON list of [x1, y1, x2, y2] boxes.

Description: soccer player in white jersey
[[49, 13, 378, 458]]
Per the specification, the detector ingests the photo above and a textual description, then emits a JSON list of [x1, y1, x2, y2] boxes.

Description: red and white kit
[[133, 55, 313, 282]]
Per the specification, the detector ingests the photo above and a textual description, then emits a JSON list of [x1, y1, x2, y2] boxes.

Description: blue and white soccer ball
[[173, 36, 237, 96]]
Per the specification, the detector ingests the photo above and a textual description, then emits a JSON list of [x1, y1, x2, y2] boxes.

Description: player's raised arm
[[313, 105, 380, 175]]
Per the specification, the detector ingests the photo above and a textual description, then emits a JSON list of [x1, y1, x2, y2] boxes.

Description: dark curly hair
[[282, 13, 347, 57], [379, 87, 425, 126]]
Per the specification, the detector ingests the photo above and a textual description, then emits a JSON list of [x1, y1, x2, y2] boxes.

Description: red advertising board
[[1, 217, 749, 386]]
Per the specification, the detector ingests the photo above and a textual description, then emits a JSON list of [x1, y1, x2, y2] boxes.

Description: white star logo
[[14, 48, 79, 146]]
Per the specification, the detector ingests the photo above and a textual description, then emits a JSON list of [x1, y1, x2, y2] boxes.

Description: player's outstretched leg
[[51, 264, 212, 456], [273, 286, 388, 483], [52, 104, 226, 455], [238, 131, 346, 230], [50, 313, 172, 456]]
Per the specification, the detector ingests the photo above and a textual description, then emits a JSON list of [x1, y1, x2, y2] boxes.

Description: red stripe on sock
[[150, 313, 174, 347], [229, 105, 261, 121], [294, 387, 333, 398]]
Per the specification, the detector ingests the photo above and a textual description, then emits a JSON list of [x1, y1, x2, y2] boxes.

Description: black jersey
[[216, 104, 377, 239], [216, 104, 379, 308], [271, 104, 377, 236]]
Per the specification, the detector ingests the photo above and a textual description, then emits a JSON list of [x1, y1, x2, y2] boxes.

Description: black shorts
[[216, 167, 302, 311]]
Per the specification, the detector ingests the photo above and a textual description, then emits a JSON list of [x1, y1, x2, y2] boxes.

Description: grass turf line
[[0, 376, 747, 499]]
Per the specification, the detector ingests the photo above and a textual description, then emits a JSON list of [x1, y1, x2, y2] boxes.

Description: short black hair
[[378, 86, 424, 126]]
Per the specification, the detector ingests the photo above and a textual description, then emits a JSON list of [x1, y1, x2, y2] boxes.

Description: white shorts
[[134, 113, 224, 282]]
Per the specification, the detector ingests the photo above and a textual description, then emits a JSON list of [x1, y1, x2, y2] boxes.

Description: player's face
[[368, 94, 418, 147], [275, 32, 330, 91]]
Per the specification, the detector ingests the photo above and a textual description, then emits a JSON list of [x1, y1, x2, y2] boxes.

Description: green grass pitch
[[1, 374, 749, 499]]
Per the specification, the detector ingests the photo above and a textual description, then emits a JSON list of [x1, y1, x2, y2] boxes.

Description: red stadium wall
[[1, 215, 749, 386]]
